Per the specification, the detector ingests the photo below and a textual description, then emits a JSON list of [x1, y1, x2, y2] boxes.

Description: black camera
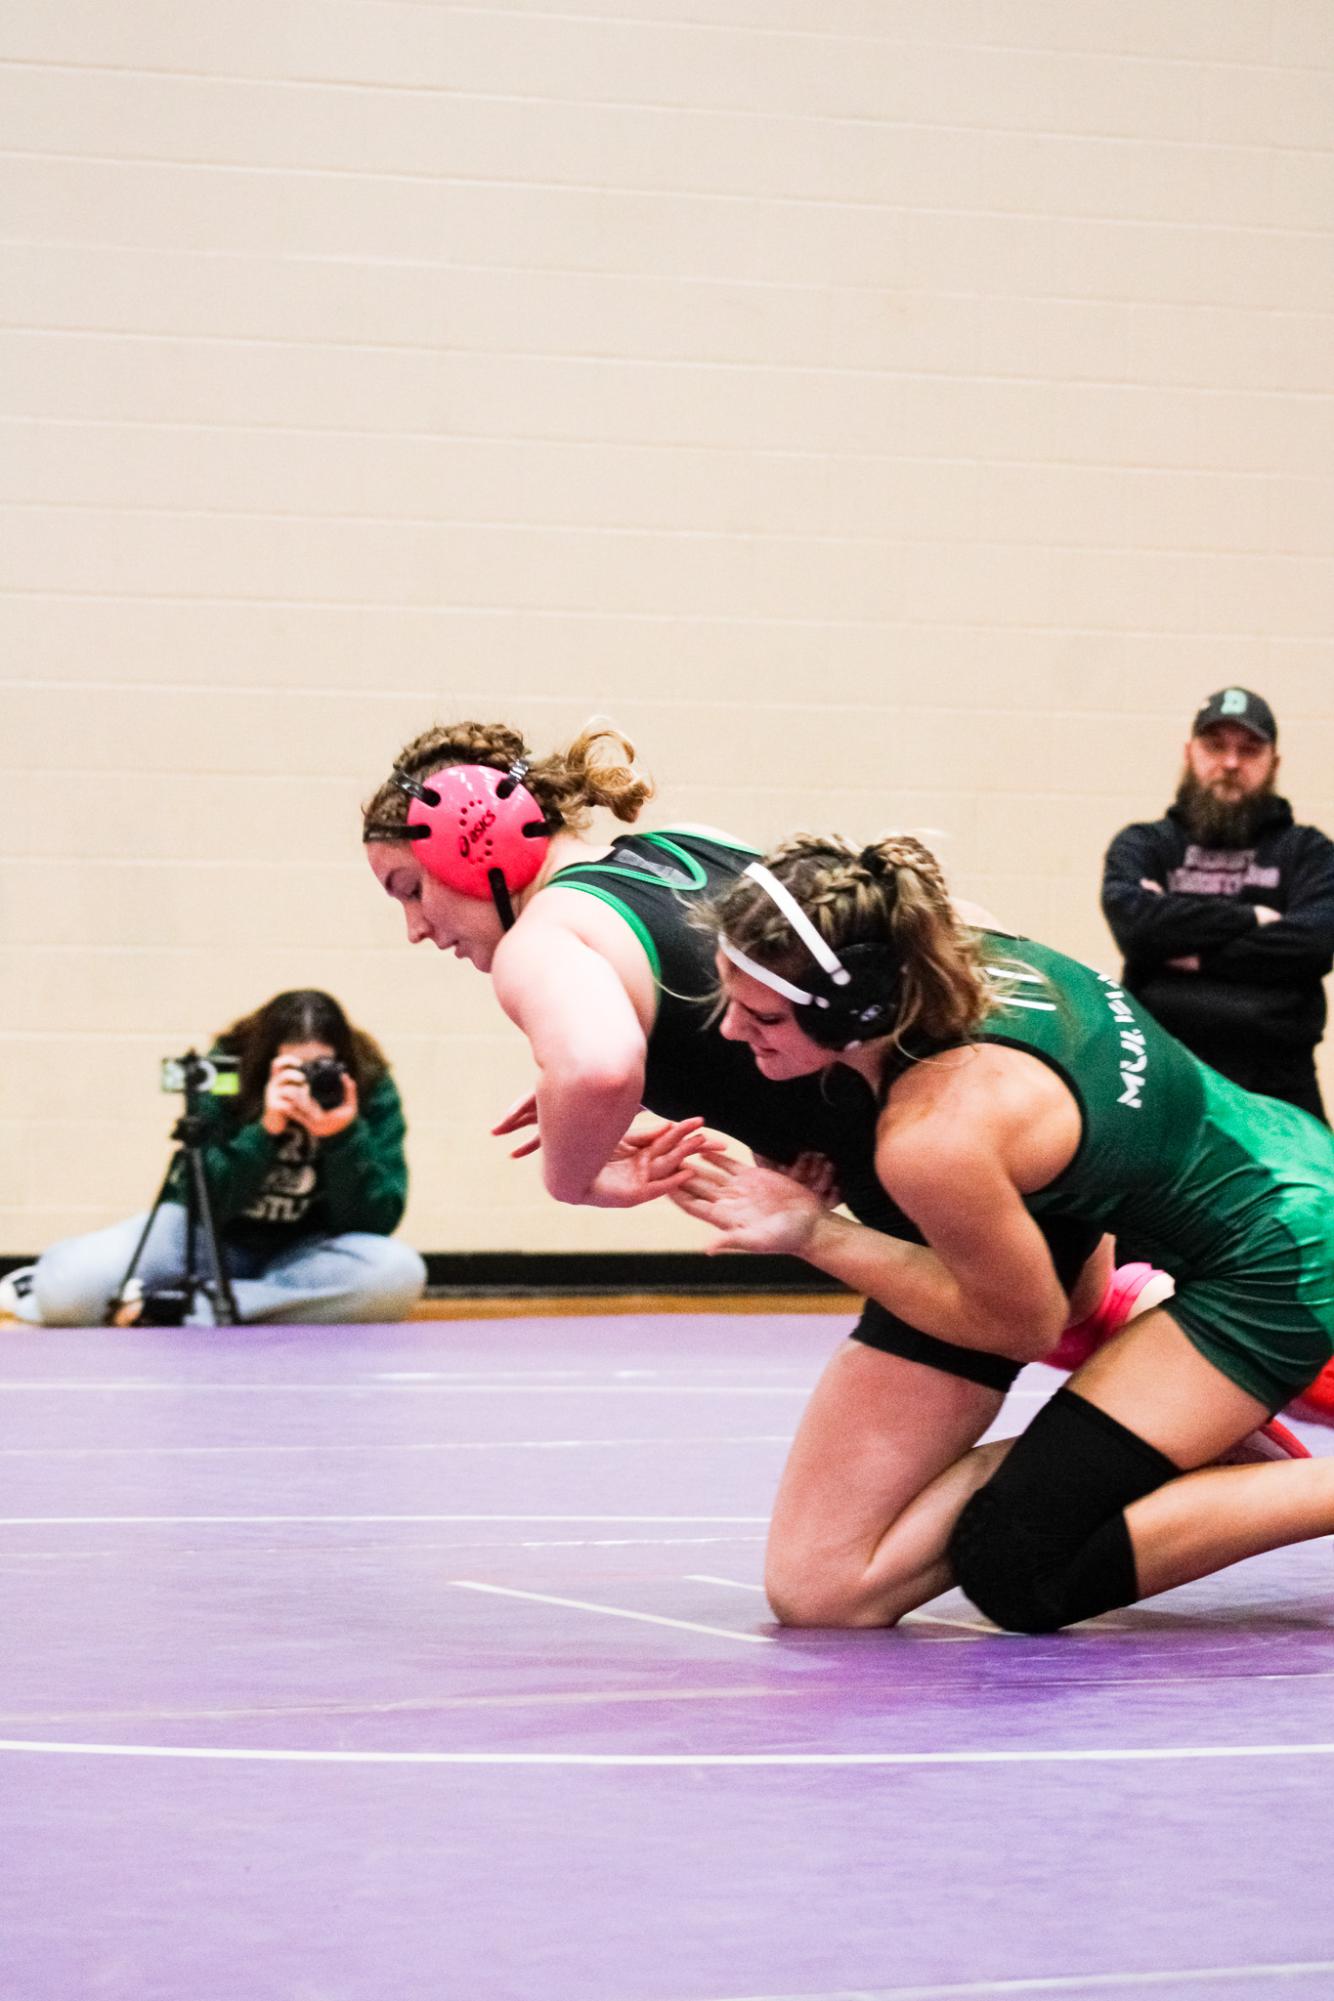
[[301, 1058, 348, 1110]]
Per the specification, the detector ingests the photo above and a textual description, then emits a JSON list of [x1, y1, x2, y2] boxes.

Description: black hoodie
[[1101, 794, 1334, 1091]]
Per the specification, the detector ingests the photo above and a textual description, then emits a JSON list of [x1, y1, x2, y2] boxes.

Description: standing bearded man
[[1101, 687, 1334, 1124]]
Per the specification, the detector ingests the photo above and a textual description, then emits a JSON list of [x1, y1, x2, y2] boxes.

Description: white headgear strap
[[718, 937, 824, 1008], [742, 863, 851, 982], [717, 861, 852, 1007]]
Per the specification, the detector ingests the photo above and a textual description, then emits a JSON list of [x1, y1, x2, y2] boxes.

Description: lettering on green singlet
[[1097, 971, 1148, 1109]]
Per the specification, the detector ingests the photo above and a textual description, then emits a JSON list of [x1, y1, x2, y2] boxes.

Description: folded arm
[[1199, 831, 1334, 983], [1101, 823, 1258, 963]]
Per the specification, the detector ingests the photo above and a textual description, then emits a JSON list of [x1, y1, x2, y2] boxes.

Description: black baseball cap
[[1191, 687, 1277, 746]]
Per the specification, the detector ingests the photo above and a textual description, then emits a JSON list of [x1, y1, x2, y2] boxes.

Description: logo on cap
[[1191, 687, 1277, 746]]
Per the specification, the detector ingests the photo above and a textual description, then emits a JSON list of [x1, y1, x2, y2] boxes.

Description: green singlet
[[972, 931, 1334, 1409]]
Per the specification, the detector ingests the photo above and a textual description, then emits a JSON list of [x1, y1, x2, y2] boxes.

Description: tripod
[[105, 1053, 240, 1326]]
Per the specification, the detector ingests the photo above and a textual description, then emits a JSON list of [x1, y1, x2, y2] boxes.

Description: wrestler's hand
[[492, 1089, 541, 1159], [584, 1116, 727, 1210], [753, 1150, 841, 1208], [675, 1154, 824, 1256]]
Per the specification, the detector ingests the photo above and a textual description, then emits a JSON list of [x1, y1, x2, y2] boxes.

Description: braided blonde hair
[[362, 718, 653, 843], [715, 832, 994, 1047]]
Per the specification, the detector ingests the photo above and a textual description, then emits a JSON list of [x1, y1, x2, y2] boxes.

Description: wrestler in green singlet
[[972, 932, 1334, 1410]]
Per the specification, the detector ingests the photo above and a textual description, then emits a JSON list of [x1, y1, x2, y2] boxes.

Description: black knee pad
[[948, 1387, 1179, 1634]]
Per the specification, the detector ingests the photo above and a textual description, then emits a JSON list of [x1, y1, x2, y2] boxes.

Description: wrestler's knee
[[763, 1550, 912, 1630], [946, 1484, 1067, 1634], [765, 1553, 850, 1627], [945, 1387, 1178, 1635]]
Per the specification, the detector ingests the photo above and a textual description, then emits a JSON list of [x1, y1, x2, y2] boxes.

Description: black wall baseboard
[[423, 1251, 850, 1296]]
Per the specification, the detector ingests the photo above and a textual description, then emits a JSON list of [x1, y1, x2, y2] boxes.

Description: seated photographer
[[17, 990, 426, 1327]]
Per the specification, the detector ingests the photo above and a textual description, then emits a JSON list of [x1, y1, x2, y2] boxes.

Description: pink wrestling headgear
[[392, 761, 553, 929]]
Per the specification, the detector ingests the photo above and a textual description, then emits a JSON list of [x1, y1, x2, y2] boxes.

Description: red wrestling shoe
[[1217, 1417, 1311, 1465], [1289, 1358, 1334, 1428], [1047, 1262, 1174, 1375]]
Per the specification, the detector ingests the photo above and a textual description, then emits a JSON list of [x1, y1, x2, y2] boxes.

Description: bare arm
[[792, 1124, 1071, 1357], [492, 920, 648, 1204], [678, 1053, 1077, 1359], [680, 1142, 1069, 1359], [862, 1125, 1071, 1356]]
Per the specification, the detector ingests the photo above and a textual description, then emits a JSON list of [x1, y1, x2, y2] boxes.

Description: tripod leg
[[103, 1165, 177, 1325], [187, 1144, 240, 1325]]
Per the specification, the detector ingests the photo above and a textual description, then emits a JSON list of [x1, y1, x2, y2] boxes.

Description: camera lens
[[302, 1059, 347, 1111]]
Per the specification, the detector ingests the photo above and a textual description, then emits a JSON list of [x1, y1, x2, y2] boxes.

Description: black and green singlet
[[546, 828, 864, 1169]]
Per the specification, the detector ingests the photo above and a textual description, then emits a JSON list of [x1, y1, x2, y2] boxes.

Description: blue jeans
[[31, 1204, 427, 1327]]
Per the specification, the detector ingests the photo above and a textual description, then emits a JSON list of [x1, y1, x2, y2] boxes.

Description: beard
[[1173, 766, 1277, 849]]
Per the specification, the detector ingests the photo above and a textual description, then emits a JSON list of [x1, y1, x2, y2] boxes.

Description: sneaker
[[1217, 1416, 1311, 1465], [0, 1264, 42, 1325], [1047, 1262, 1175, 1374], [137, 1285, 192, 1328], [110, 1279, 197, 1328], [1289, 1359, 1334, 1428]]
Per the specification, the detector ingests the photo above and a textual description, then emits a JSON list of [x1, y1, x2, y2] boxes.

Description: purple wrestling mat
[[1, 1312, 1331, 2001]]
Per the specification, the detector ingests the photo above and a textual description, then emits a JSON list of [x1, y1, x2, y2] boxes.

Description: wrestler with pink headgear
[[386, 756, 553, 932]]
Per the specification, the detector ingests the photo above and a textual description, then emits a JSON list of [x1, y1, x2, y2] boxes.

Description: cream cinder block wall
[[4, 3, 1333, 1256]]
